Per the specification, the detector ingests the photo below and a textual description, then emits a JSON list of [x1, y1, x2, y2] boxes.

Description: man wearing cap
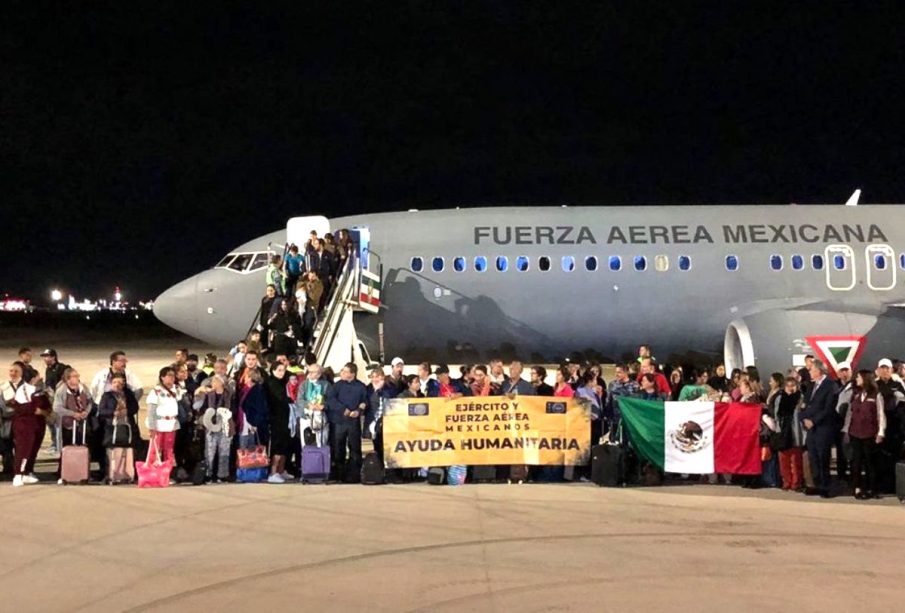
[[833, 362, 854, 481], [799, 358, 839, 498], [875, 358, 905, 492], [386, 357, 406, 395], [434, 365, 469, 398], [41, 349, 70, 455]]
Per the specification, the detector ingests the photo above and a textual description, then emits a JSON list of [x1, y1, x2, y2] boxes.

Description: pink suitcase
[[107, 447, 134, 484], [61, 422, 90, 484]]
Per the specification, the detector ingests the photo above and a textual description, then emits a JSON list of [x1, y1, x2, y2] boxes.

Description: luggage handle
[[112, 415, 133, 446], [146, 437, 162, 465], [72, 418, 88, 446]]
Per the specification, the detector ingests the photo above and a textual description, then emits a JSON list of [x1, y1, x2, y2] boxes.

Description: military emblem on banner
[[805, 335, 866, 378]]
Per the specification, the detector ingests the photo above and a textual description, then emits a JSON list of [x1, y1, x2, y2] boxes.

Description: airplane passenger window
[[609, 256, 622, 271], [654, 255, 669, 272], [770, 255, 783, 271], [875, 254, 887, 270], [453, 257, 466, 272], [538, 256, 551, 272], [411, 257, 423, 272], [678, 255, 691, 271], [812, 254, 824, 270], [725, 255, 739, 271], [496, 256, 509, 272], [561, 256, 575, 272], [900, 254, 905, 270], [432, 257, 444, 273], [833, 255, 846, 270], [791, 255, 804, 270], [634, 256, 647, 271], [216, 254, 236, 268], [516, 256, 529, 272], [474, 256, 487, 272], [228, 253, 254, 272], [585, 256, 598, 271]]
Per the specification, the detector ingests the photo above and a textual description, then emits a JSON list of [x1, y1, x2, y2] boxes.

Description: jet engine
[[723, 309, 885, 376]]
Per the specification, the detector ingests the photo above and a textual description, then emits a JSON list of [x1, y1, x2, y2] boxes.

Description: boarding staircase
[[244, 218, 381, 376]]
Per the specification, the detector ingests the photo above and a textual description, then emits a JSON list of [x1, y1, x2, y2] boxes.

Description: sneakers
[[279, 471, 294, 481], [267, 474, 286, 484], [12, 475, 24, 487], [24, 474, 39, 484]]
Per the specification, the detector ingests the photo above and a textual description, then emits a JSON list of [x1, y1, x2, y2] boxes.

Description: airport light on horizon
[[50, 289, 63, 302]]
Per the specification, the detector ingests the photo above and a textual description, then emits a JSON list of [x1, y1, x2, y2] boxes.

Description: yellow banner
[[383, 396, 592, 468]]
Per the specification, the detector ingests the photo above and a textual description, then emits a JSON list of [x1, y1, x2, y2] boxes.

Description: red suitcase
[[61, 422, 90, 484]]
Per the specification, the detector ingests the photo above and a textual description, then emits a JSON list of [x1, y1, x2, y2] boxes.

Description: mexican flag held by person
[[617, 398, 762, 474]]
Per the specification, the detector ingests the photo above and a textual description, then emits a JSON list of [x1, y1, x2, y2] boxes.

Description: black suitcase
[[361, 453, 385, 485], [472, 465, 497, 483], [591, 444, 624, 487], [896, 461, 905, 503], [427, 467, 446, 485], [191, 459, 207, 486]]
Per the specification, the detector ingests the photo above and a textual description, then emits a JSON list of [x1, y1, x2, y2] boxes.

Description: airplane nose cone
[[153, 275, 198, 336]]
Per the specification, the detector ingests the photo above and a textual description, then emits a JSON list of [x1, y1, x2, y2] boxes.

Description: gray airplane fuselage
[[153, 206, 905, 373]]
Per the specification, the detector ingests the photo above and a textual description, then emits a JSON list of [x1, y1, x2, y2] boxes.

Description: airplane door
[[824, 244, 856, 291], [350, 226, 370, 269], [286, 216, 331, 248], [865, 244, 895, 291]]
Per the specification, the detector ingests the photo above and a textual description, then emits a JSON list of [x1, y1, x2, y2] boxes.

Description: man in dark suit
[[799, 358, 839, 498]]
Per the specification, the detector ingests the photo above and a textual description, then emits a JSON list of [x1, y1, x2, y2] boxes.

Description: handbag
[[236, 432, 269, 469], [136, 438, 174, 488], [103, 416, 133, 448]]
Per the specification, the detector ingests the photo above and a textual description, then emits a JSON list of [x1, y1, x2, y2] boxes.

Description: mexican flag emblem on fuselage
[[359, 269, 381, 313], [805, 335, 866, 378]]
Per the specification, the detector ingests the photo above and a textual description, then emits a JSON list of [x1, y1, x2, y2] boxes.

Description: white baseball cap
[[878, 358, 893, 369], [391, 357, 404, 366]]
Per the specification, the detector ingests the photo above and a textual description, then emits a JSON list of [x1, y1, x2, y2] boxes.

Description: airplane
[[153, 195, 905, 377]]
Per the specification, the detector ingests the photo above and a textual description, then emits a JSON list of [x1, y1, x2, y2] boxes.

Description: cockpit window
[[248, 252, 269, 272], [216, 254, 236, 268], [228, 253, 254, 271]]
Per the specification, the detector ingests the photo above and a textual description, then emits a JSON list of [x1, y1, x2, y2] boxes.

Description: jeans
[[205, 431, 232, 479]]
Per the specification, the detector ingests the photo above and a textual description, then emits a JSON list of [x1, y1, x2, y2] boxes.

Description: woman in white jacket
[[146, 366, 181, 465]]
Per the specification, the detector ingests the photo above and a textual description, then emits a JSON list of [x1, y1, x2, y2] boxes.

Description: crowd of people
[[1, 339, 902, 499]]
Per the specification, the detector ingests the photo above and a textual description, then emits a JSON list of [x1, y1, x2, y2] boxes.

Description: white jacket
[[90, 368, 143, 404]]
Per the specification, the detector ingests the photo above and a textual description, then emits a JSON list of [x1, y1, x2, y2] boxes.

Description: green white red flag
[[359, 269, 381, 313], [616, 398, 762, 474]]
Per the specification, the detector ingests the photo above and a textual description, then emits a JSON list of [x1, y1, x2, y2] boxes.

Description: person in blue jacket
[[326, 362, 368, 482]]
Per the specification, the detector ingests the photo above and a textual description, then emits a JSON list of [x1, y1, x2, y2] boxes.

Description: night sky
[[4, 3, 905, 300]]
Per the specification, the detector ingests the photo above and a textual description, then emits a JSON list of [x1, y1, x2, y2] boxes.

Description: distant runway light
[[50, 289, 63, 302]]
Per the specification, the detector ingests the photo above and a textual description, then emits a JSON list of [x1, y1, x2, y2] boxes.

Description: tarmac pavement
[[1, 479, 903, 612]]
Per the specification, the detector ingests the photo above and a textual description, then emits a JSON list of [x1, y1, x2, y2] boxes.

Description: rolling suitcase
[[896, 461, 905, 503], [107, 447, 135, 484], [427, 467, 446, 485], [61, 422, 90, 484], [591, 444, 624, 487], [508, 464, 529, 484], [361, 452, 385, 485], [301, 445, 331, 483], [472, 465, 497, 483]]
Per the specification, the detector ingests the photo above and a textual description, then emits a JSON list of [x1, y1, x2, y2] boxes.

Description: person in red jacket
[[637, 358, 671, 397]]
